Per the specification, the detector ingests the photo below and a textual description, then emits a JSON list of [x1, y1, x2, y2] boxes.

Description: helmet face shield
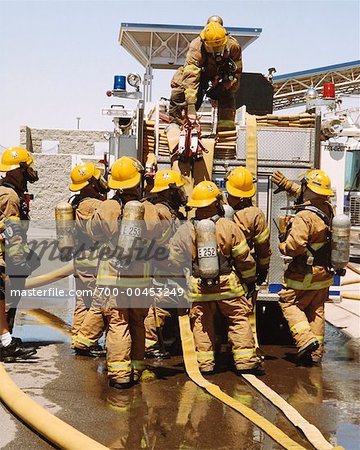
[[204, 42, 226, 57]]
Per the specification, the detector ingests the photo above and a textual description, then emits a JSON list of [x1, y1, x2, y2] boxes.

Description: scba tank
[[117, 200, 145, 267], [196, 219, 219, 285], [55, 202, 75, 253], [331, 214, 351, 272]]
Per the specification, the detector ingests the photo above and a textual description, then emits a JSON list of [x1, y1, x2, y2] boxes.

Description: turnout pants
[[144, 306, 171, 349], [75, 289, 148, 383], [71, 266, 98, 341], [190, 296, 259, 371], [278, 287, 327, 360], [169, 85, 236, 132]]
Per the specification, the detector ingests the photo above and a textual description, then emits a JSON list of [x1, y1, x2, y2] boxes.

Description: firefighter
[[143, 169, 187, 358], [168, 181, 264, 375], [226, 167, 271, 286], [168, 20, 242, 133], [67, 161, 108, 356], [276, 170, 335, 365], [0, 147, 38, 362], [74, 156, 158, 388]]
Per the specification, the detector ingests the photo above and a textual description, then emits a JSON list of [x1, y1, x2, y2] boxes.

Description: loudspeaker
[[236, 72, 274, 115]]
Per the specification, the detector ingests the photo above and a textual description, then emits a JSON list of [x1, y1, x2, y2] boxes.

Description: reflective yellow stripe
[[284, 276, 333, 290], [74, 334, 97, 347], [169, 249, 187, 264], [258, 255, 270, 266], [185, 88, 197, 100], [197, 351, 215, 362], [290, 321, 311, 335], [157, 226, 172, 245], [309, 242, 326, 250], [240, 266, 256, 279], [233, 348, 257, 360], [131, 360, 145, 369], [145, 339, 157, 348], [183, 64, 201, 74], [254, 228, 270, 245], [232, 239, 248, 258], [315, 335, 324, 344], [107, 361, 131, 372], [97, 261, 151, 287], [189, 286, 245, 302], [217, 120, 235, 128]]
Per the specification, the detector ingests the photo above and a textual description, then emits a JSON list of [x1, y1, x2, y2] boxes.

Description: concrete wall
[[19, 126, 108, 221]]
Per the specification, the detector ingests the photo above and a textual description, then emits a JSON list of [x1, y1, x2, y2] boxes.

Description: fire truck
[[101, 23, 360, 343]]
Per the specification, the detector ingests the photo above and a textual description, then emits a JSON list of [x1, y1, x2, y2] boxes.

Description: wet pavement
[[1, 307, 359, 450]]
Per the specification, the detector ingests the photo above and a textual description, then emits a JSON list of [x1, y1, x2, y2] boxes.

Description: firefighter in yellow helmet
[[168, 19, 242, 133], [0, 147, 38, 362], [144, 169, 187, 359], [226, 167, 271, 286], [64, 161, 108, 356], [276, 169, 335, 365], [168, 181, 264, 375], [74, 156, 161, 388]]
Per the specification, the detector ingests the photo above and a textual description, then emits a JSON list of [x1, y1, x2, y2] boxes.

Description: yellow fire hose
[[25, 262, 74, 289], [341, 293, 360, 300], [245, 114, 261, 352], [0, 308, 109, 449], [341, 279, 360, 286], [178, 313, 305, 450], [22, 308, 72, 336], [241, 374, 336, 450], [347, 263, 360, 276], [178, 313, 343, 450], [0, 364, 109, 450]]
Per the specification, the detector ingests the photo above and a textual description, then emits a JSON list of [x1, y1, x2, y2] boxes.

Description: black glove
[[256, 269, 268, 285], [3, 219, 25, 241], [245, 282, 256, 299], [278, 232, 287, 243]]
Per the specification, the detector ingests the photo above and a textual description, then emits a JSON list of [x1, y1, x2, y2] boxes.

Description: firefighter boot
[[296, 338, 319, 363], [0, 339, 37, 363], [74, 344, 106, 357]]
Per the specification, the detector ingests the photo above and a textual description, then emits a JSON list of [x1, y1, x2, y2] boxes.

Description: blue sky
[[0, 0, 359, 148]]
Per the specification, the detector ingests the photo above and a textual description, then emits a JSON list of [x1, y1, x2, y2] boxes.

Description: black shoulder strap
[[295, 205, 331, 227]]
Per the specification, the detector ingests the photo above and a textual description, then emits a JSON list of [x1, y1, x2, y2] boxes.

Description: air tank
[[117, 200, 144, 267], [223, 204, 235, 220], [331, 214, 351, 272], [196, 219, 219, 285], [55, 202, 75, 253]]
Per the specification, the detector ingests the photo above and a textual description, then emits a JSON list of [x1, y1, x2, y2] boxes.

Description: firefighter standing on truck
[[64, 162, 108, 355], [74, 156, 159, 388], [168, 181, 264, 375], [0, 147, 38, 362], [226, 167, 271, 286], [168, 17, 242, 133], [144, 169, 187, 359], [274, 170, 335, 365]]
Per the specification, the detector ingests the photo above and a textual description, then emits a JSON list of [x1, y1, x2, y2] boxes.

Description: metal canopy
[[119, 23, 262, 69], [272, 60, 360, 110]]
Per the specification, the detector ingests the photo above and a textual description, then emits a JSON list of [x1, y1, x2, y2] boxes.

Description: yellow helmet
[[0, 147, 33, 172], [200, 22, 228, 54], [187, 181, 221, 208], [150, 170, 184, 193], [226, 167, 255, 198], [207, 15, 224, 26], [70, 162, 101, 192], [304, 169, 334, 196], [108, 156, 143, 190]]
